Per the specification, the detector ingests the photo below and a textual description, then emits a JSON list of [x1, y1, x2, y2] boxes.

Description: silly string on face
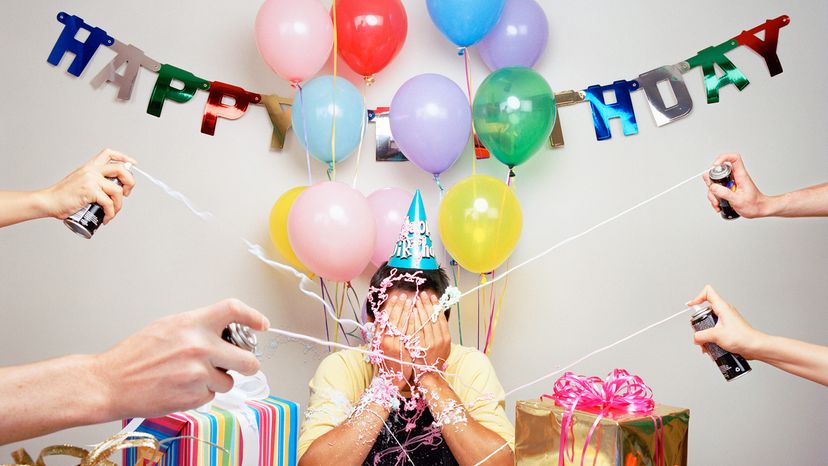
[[358, 191, 461, 420]]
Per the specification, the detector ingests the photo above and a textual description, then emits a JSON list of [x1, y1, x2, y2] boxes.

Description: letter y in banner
[[201, 82, 262, 136], [47, 12, 114, 77], [735, 15, 791, 77], [147, 64, 210, 117], [584, 80, 640, 141], [687, 40, 749, 104], [261, 94, 293, 150], [90, 41, 161, 100]]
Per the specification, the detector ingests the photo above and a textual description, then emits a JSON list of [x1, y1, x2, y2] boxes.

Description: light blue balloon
[[426, 0, 506, 47], [292, 76, 365, 165]]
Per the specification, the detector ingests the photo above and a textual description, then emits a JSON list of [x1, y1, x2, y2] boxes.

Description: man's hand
[[40, 148, 137, 224], [703, 153, 769, 218], [96, 299, 270, 420], [688, 285, 765, 360], [412, 291, 451, 385], [376, 293, 414, 390]]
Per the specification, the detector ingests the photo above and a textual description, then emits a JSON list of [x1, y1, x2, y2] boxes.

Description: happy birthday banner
[[47, 11, 789, 158]]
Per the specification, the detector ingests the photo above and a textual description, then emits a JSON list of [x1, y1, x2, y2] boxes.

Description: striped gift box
[[123, 396, 298, 466]]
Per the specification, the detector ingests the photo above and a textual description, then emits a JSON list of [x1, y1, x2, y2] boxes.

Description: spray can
[[64, 162, 133, 238], [222, 323, 258, 352], [690, 303, 751, 381], [708, 163, 740, 220]]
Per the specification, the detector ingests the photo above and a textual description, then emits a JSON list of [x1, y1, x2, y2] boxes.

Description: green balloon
[[473, 67, 556, 168]]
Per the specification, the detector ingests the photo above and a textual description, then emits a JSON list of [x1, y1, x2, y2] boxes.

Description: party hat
[[388, 190, 439, 270]]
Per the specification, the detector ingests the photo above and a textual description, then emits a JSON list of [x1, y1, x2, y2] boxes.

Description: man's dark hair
[[367, 262, 451, 321]]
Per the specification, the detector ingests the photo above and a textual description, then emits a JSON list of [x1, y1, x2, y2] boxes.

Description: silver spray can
[[64, 162, 133, 238]]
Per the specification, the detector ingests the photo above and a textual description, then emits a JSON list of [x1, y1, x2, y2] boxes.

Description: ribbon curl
[[1, 432, 160, 466], [541, 369, 663, 466]]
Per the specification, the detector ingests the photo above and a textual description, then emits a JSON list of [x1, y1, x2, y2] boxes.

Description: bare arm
[[0, 299, 269, 445], [420, 374, 513, 466], [414, 293, 513, 466], [703, 153, 828, 218], [0, 149, 136, 228], [689, 285, 828, 386], [299, 399, 391, 466]]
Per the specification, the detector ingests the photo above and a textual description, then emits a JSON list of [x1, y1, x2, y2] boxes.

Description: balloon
[[334, 0, 408, 79], [390, 74, 471, 176], [439, 175, 522, 273], [366, 187, 412, 267], [473, 67, 555, 169], [288, 182, 375, 282], [255, 0, 333, 84], [292, 75, 366, 165], [268, 187, 314, 277], [426, 0, 506, 47], [478, 0, 549, 71]]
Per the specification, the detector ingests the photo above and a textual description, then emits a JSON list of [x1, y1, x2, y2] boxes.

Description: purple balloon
[[478, 0, 549, 70], [390, 74, 472, 176]]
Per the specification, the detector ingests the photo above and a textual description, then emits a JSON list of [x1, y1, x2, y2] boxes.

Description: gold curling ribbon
[[2, 432, 159, 466]]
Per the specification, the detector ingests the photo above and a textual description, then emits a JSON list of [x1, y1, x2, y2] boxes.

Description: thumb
[[693, 328, 717, 346], [206, 299, 271, 332], [710, 183, 736, 202]]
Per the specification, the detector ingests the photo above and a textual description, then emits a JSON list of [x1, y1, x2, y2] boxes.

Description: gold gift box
[[516, 399, 689, 466]]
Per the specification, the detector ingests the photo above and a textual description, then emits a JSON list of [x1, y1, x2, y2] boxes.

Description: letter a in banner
[[735, 15, 791, 77], [90, 40, 161, 100], [584, 80, 640, 141], [687, 40, 749, 104], [637, 63, 693, 127], [47, 12, 114, 77], [201, 82, 262, 136], [147, 64, 210, 117]]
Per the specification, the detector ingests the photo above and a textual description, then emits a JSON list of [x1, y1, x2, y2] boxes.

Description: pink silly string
[[541, 369, 661, 466]]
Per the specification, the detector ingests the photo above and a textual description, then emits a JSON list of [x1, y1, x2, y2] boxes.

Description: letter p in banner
[[47, 12, 114, 77], [637, 63, 693, 127], [147, 64, 210, 117], [584, 80, 640, 141], [735, 15, 790, 77], [687, 40, 749, 104], [201, 82, 262, 136]]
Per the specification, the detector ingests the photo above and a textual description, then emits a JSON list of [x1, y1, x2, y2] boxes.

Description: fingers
[[417, 296, 434, 347], [710, 183, 736, 202], [712, 153, 740, 168], [100, 179, 124, 219], [693, 328, 716, 346], [413, 300, 424, 341], [211, 344, 261, 376], [101, 164, 136, 196], [707, 190, 721, 212], [205, 299, 270, 332], [95, 189, 116, 224], [206, 368, 234, 394], [389, 294, 405, 330], [713, 153, 751, 186], [95, 148, 137, 166], [688, 285, 733, 317], [433, 294, 450, 342], [702, 172, 712, 187]]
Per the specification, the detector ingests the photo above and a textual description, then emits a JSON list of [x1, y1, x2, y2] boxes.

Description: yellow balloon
[[269, 186, 314, 278], [439, 175, 523, 274]]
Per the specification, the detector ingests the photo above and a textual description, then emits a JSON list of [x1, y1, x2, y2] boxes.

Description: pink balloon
[[288, 182, 375, 282], [255, 0, 333, 84], [366, 188, 412, 267]]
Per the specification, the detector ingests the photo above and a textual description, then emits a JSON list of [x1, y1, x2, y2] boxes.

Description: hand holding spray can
[[64, 161, 134, 238], [690, 302, 751, 381], [708, 163, 740, 220]]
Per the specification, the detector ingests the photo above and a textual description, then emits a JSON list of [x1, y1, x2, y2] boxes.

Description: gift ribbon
[[1, 432, 160, 466], [541, 369, 664, 466], [196, 370, 270, 466]]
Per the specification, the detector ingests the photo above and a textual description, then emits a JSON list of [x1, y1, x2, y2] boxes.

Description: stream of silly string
[[132, 166, 704, 465]]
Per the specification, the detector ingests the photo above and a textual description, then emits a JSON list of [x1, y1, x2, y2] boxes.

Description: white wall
[[1, 0, 826, 464]]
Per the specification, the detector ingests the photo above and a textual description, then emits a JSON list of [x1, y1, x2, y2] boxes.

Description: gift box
[[516, 370, 689, 466], [121, 371, 298, 466], [122, 396, 298, 466]]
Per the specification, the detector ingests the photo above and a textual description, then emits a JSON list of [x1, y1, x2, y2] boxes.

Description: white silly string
[[460, 169, 709, 298], [131, 166, 213, 220]]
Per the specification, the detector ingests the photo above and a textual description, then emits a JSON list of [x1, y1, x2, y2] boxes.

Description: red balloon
[[333, 0, 408, 79]]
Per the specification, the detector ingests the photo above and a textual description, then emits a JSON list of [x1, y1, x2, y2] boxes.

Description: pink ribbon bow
[[541, 369, 664, 466]]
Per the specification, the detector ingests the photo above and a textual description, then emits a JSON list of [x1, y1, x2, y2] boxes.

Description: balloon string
[[297, 84, 313, 186], [460, 169, 709, 299], [462, 47, 476, 176], [319, 278, 332, 350], [352, 82, 367, 189], [330, 0, 339, 181], [451, 262, 463, 345], [484, 267, 509, 355]]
